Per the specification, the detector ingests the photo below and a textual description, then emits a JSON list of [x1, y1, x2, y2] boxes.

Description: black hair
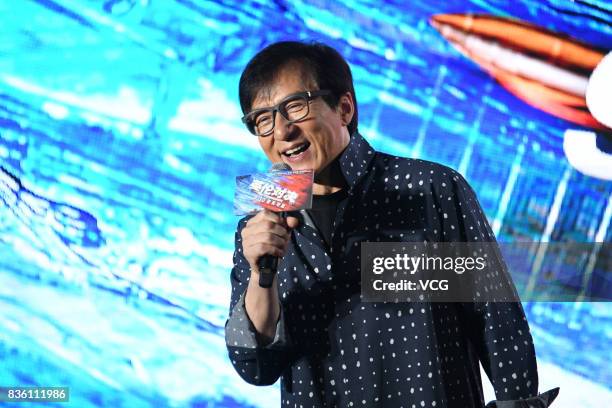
[[238, 41, 358, 135]]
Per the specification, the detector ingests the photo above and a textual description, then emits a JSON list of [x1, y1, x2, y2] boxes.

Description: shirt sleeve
[[224, 217, 294, 386], [225, 290, 289, 349], [485, 387, 559, 407], [437, 170, 541, 402]]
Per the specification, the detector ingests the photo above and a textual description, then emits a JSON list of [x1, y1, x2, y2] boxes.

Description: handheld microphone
[[257, 162, 291, 288]]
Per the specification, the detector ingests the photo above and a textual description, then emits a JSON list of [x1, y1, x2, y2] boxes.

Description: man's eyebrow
[[251, 90, 305, 112], [251, 87, 274, 110]]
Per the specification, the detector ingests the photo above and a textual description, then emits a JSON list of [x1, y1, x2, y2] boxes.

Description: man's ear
[[337, 92, 355, 127]]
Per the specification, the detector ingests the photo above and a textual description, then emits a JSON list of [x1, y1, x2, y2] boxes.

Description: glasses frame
[[242, 90, 331, 137]]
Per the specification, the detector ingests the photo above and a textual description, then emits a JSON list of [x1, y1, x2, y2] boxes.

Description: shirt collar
[[337, 131, 376, 191]]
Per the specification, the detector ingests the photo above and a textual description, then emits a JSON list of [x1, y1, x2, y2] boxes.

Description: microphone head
[[270, 162, 291, 172]]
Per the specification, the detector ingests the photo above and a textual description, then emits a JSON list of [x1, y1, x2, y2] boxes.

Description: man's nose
[[273, 111, 295, 141]]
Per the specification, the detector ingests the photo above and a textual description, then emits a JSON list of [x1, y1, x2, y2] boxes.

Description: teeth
[[285, 143, 307, 155]]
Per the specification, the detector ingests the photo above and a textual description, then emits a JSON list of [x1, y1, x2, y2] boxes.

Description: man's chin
[[283, 160, 316, 172]]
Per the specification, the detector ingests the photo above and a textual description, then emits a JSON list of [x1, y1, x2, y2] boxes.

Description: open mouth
[[282, 141, 311, 157]]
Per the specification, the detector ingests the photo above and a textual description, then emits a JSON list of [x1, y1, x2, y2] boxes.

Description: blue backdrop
[[0, 0, 610, 407]]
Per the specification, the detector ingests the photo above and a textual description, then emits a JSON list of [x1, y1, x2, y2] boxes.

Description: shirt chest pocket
[[327, 229, 429, 285], [335, 229, 428, 272], [343, 228, 429, 251]]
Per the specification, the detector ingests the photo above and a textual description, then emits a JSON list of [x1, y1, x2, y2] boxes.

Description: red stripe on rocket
[[430, 13, 609, 131]]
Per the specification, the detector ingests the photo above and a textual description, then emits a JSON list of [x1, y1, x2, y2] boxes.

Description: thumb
[[286, 215, 300, 229]]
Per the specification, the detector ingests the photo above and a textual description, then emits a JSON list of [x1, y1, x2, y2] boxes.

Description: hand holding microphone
[[241, 209, 300, 287], [234, 163, 312, 342], [234, 162, 313, 288]]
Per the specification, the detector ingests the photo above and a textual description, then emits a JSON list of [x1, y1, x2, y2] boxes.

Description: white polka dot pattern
[[225, 133, 539, 407]]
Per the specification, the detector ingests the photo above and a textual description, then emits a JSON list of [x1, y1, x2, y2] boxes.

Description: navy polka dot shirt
[[226, 132, 541, 408]]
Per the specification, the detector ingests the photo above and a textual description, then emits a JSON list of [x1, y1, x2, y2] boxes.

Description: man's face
[[249, 66, 352, 174]]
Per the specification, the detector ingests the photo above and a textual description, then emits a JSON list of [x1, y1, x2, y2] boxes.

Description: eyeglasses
[[242, 90, 331, 137]]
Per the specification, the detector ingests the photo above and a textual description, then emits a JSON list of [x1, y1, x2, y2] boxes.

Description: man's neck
[[313, 159, 347, 195]]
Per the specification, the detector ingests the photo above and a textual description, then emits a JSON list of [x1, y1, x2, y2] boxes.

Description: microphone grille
[[270, 162, 291, 172]]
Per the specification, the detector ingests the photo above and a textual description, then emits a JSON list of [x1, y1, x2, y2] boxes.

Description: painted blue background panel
[[0, 0, 610, 407]]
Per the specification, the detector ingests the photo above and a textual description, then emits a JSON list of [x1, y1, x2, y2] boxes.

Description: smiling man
[[224, 41, 557, 408]]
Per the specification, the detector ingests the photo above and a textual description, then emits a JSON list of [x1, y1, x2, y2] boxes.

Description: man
[[225, 41, 555, 408]]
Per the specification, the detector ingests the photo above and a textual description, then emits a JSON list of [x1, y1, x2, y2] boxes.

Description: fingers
[[249, 209, 286, 228], [241, 210, 298, 269], [286, 215, 300, 229], [245, 242, 286, 259], [243, 214, 290, 240]]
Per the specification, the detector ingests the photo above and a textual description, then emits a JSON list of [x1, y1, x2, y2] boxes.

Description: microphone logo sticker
[[234, 169, 314, 215]]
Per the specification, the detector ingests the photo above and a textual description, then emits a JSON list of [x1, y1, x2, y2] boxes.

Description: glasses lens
[[247, 111, 274, 136], [244, 94, 312, 136], [281, 97, 309, 122]]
